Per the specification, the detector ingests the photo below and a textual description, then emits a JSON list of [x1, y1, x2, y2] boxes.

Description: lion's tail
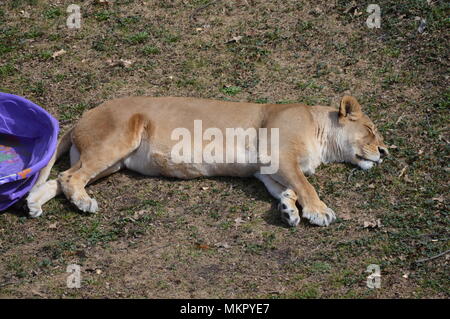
[[34, 127, 74, 187]]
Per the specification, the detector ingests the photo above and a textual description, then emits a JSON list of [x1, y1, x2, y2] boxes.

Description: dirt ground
[[0, 0, 448, 298]]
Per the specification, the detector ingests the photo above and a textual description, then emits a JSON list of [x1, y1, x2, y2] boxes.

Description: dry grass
[[0, 0, 448, 298]]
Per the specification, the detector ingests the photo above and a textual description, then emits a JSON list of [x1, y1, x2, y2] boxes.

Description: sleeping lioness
[[26, 95, 388, 227]]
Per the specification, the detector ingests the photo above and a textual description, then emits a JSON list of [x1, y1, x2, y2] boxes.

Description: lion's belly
[[123, 142, 161, 176], [123, 141, 258, 179]]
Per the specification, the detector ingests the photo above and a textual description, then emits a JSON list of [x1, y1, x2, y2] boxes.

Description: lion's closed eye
[[362, 129, 375, 140]]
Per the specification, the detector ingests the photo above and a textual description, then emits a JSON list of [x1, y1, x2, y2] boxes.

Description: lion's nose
[[378, 146, 389, 158]]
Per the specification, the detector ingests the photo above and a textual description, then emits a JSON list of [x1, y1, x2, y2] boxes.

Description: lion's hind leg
[[59, 114, 146, 213], [58, 160, 124, 213], [26, 147, 117, 216]]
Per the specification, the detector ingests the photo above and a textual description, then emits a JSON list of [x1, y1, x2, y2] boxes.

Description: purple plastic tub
[[0, 92, 59, 211]]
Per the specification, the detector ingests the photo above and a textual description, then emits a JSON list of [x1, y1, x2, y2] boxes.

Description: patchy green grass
[[0, 0, 448, 299]]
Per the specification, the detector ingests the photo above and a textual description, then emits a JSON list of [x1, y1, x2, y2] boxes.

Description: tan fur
[[27, 96, 388, 226]]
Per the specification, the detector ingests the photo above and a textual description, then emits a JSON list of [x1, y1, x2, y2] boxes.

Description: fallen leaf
[[108, 59, 133, 68], [432, 195, 445, 203], [20, 10, 30, 18], [52, 49, 66, 59], [214, 242, 231, 249], [201, 186, 209, 190], [133, 210, 146, 219], [48, 222, 58, 229], [368, 184, 375, 189], [363, 219, 382, 229], [195, 243, 210, 250], [120, 59, 133, 68], [310, 7, 323, 16], [340, 213, 351, 221], [96, 0, 112, 5], [234, 217, 245, 226], [226, 35, 243, 44], [354, 9, 363, 16], [398, 166, 408, 178], [31, 289, 46, 298]]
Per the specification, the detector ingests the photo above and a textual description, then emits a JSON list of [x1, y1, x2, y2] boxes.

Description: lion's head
[[338, 96, 389, 170]]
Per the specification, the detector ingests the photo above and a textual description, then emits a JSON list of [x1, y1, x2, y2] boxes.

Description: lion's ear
[[339, 96, 362, 121]]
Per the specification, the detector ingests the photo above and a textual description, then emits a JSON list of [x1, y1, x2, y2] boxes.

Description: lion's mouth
[[356, 154, 380, 163]]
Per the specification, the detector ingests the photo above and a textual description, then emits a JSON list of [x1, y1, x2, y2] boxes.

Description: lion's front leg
[[273, 158, 336, 227], [254, 173, 300, 227]]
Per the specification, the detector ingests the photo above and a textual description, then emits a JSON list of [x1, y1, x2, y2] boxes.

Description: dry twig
[[415, 249, 450, 263]]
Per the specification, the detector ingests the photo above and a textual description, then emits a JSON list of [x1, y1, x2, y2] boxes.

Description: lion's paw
[[302, 203, 336, 227], [27, 200, 43, 218], [278, 200, 300, 227], [72, 195, 98, 213], [26, 187, 44, 218]]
